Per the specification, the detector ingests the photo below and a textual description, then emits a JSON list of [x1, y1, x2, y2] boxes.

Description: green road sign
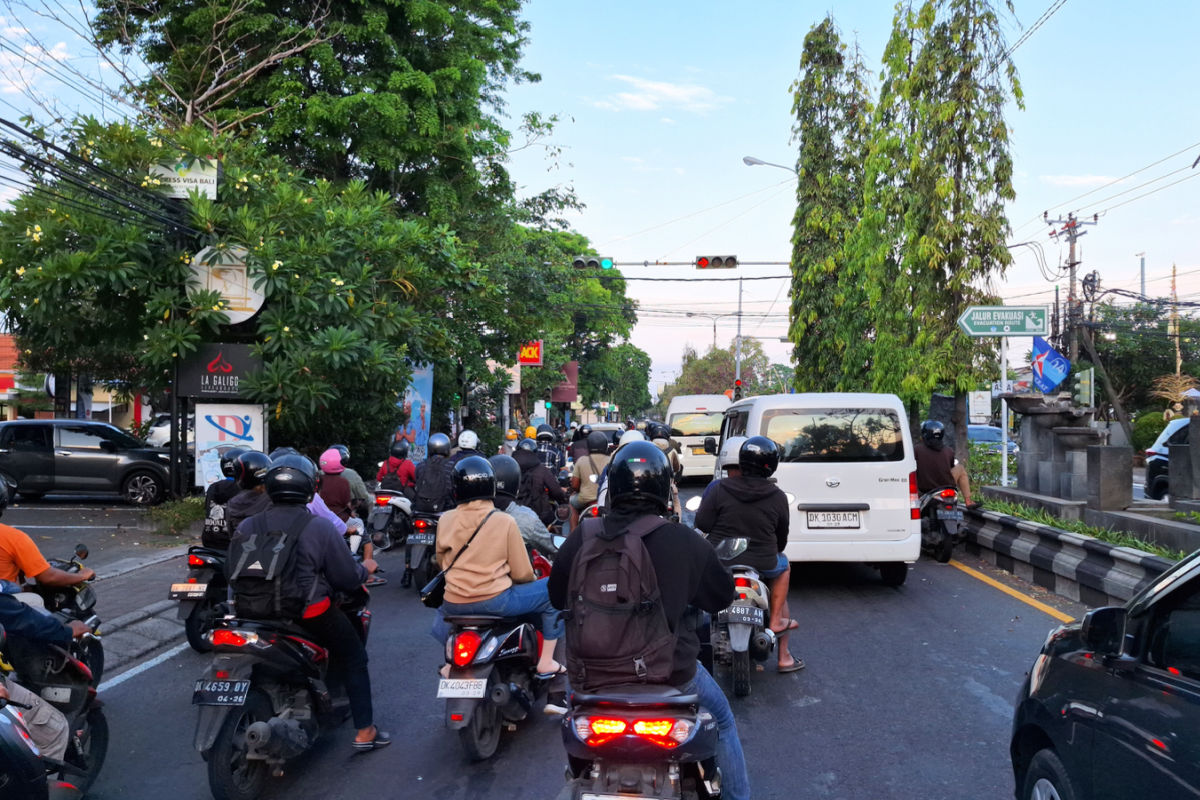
[[957, 305, 1050, 337]]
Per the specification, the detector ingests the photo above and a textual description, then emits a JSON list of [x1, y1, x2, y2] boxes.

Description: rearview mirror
[[74, 543, 89, 560], [703, 437, 717, 455], [1081, 606, 1127, 656]]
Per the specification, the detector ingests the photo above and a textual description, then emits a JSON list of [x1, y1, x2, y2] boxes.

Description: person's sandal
[[352, 729, 392, 752]]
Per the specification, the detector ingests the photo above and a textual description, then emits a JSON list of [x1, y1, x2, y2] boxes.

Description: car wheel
[[1021, 749, 1078, 800], [879, 562, 908, 587], [1146, 477, 1168, 501], [123, 470, 165, 506], [17, 491, 44, 502]]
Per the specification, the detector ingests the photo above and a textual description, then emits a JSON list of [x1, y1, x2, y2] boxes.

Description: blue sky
[[501, 1, 1200, 393]]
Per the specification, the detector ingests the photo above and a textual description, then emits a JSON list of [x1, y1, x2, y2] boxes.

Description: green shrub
[[968, 442, 1016, 487], [986, 498, 1185, 561], [1132, 410, 1169, 453], [147, 495, 205, 536]]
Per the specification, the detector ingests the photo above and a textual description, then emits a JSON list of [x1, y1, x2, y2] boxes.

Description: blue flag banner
[[1031, 336, 1070, 394]]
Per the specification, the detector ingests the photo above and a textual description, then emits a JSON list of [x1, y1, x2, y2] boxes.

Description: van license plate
[[807, 511, 860, 529], [437, 678, 487, 698], [691, 446, 708, 455]]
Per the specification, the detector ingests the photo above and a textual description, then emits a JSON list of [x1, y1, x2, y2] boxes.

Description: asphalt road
[[76, 484, 1085, 800]]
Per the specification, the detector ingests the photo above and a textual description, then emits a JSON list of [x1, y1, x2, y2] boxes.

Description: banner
[[550, 360, 579, 403], [194, 403, 266, 487], [1031, 336, 1070, 394], [179, 343, 262, 399], [393, 363, 434, 463], [518, 341, 543, 366]]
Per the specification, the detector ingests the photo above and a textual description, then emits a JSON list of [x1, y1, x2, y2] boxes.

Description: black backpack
[[379, 461, 404, 492], [564, 516, 676, 691], [413, 455, 450, 512], [227, 512, 310, 620], [517, 466, 552, 524]]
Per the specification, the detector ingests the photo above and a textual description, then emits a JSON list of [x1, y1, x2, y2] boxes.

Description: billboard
[[393, 362, 434, 463], [194, 403, 266, 487]]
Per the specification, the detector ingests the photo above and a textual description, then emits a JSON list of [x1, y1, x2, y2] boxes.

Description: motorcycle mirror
[[74, 543, 89, 560], [684, 495, 702, 512], [712, 537, 749, 561], [552, 535, 566, 549]]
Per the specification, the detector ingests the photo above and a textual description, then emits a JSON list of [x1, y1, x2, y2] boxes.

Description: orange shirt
[[0, 523, 50, 583]]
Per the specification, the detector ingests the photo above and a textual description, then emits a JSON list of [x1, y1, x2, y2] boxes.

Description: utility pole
[[734, 278, 743, 386], [1173, 263, 1181, 375], [1044, 212, 1098, 363], [1136, 251, 1146, 298]]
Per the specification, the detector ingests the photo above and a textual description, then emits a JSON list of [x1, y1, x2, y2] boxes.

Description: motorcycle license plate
[[807, 511, 860, 529], [408, 531, 436, 546], [169, 582, 207, 600], [437, 678, 487, 699], [719, 606, 764, 626], [937, 509, 963, 521], [192, 679, 250, 706]]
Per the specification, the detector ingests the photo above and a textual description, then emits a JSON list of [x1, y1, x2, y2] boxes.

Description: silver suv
[[0, 420, 171, 505]]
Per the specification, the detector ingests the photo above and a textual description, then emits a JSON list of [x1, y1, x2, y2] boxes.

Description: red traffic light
[[696, 257, 710, 268], [735, 379, 742, 387], [695, 255, 737, 270]]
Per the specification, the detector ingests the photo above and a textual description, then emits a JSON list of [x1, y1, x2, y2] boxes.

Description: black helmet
[[920, 420, 946, 450], [606, 441, 672, 512], [390, 439, 409, 459], [649, 422, 671, 441], [219, 446, 250, 479], [453, 455, 495, 503], [579, 424, 592, 438], [586, 430, 609, 454], [610, 429, 623, 447], [536, 423, 555, 443], [264, 453, 317, 504], [428, 432, 452, 457], [268, 446, 300, 460], [330, 444, 350, 461], [516, 437, 538, 453], [739, 436, 780, 478], [489, 455, 521, 499], [234, 451, 272, 490]]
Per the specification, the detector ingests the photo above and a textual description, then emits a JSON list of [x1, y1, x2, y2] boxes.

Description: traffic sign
[[957, 305, 1049, 337]]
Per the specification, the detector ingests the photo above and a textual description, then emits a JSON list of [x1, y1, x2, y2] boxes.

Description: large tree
[[656, 341, 770, 414], [788, 16, 873, 392]]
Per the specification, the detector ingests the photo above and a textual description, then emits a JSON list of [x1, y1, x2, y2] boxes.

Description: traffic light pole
[[734, 277, 743, 392], [1000, 342, 1009, 487]]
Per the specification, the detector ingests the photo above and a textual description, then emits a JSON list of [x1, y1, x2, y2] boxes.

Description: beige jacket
[[436, 498, 534, 604]]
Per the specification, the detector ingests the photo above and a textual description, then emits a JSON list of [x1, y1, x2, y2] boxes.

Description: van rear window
[[761, 408, 905, 462], [669, 412, 723, 437]]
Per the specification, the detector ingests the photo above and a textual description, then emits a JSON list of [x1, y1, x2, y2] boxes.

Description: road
[[32, 484, 1084, 800]]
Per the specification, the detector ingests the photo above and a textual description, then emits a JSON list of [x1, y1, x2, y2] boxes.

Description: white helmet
[[718, 436, 748, 469], [618, 429, 645, 448], [458, 430, 479, 450]]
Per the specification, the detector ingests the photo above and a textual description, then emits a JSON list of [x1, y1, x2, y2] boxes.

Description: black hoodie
[[693, 475, 789, 573]]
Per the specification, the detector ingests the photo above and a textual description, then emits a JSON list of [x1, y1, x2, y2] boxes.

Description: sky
[[2, 1, 1200, 401]]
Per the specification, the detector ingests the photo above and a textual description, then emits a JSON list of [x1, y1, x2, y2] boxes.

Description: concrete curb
[[95, 546, 188, 581], [104, 599, 177, 633], [964, 508, 1175, 606]]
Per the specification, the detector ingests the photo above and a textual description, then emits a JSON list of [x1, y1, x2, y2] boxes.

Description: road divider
[[949, 560, 1074, 623]]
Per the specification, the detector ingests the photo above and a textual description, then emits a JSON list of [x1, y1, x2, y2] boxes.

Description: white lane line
[[98, 641, 190, 692]]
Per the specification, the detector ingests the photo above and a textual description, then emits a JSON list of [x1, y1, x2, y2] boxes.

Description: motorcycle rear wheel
[[208, 690, 273, 800], [64, 706, 108, 794], [185, 600, 217, 653], [459, 676, 502, 761], [934, 535, 954, 564], [732, 650, 752, 698]]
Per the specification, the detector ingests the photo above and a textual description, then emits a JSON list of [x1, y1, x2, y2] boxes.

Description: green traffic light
[[600, 257, 613, 269]]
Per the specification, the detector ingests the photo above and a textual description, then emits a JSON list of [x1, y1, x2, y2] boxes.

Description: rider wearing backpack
[[513, 437, 566, 525], [229, 454, 390, 752], [548, 441, 750, 800], [376, 440, 416, 493], [413, 432, 456, 512]]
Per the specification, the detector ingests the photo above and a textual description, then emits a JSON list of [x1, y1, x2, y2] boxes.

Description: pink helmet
[[318, 447, 344, 474]]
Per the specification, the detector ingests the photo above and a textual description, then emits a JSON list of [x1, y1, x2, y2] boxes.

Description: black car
[[0, 419, 171, 505], [1010, 549, 1200, 799]]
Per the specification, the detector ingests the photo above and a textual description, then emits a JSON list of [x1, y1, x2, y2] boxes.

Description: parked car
[[967, 424, 1019, 455], [1010, 547, 1200, 799], [0, 419, 171, 505], [1143, 416, 1188, 501], [145, 413, 194, 448]]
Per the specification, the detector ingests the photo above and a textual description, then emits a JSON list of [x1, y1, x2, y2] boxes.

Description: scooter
[[23, 544, 103, 686], [709, 538, 775, 698], [170, 546, 228, 653], [403, 512, 440, 591], [919, 486, 963, 563], [366, 489, 413, 552]]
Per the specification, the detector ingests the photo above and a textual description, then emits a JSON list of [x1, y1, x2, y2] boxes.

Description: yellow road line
[[950, 560, 1075, 623]]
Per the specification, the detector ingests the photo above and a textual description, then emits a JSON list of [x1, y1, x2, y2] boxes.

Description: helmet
[[390, 439, 409, 459], [489, 455, 521, 499], [579, 424, 592, 438], [536, 424, 554, 442], [458, 430, 479, 451], [268, 446, 300, 461], [219, 446, 250, 479], [329, 444, 350, 461], [920, 420, 946, 451], [318, 447, 344, 474], [739, 436, 780, 478], [618, 429, 645, 448], [607, 441, 672, 512], [524, 426, 537, 440], [718, 436, 748, 469], [586, 430, 610, 454], [516, 437, 538, 453], [610, 430, 623, 449], [264, 454, 317, 504], [428, 432, 452, 457], [648, 422, 671, 441], [505, 428, 518, 441], [234, 451, 272, 490], [453, 455, 495, 503]]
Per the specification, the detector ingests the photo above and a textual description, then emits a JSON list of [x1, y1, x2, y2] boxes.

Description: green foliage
[[967, 441, 1015, 487], [1085, 303, 1200, 412], [657, 341, 770, 414], [1132, 410, 1170, 453], [582, 343, 652, 417], [983, 498, 1185, 561], [147, 495, 205, 536]]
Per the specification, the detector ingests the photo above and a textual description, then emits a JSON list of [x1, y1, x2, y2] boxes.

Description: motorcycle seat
[[444, 614, 505, 625], [373, 489, 408, 498], [188, 545, 227, 559], [571, 684, 700, 709], [445, 614, 542, 631]]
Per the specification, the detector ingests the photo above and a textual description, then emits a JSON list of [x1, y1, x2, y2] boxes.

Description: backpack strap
[[442, 509, 498, 575]]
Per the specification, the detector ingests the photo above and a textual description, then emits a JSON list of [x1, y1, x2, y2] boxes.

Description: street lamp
[[742, 155, 798, 174], [685, 311, 739, 349]]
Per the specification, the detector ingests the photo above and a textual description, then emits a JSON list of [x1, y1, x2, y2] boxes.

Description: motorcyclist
[[413, 432, 456, 512], [535, 424, 565, 472], [648, 422, 683, 515], [202, 446, 249, 549], [376, 439, 416, 493], [569, 430, 611, 527], [234, 454, 389, 751], [225, 451, 273, 535], [548, 442, 750, 800], [914, 420, 977, 508], [450, 430, 485, 466], [568, 424, 592, 462], [268, 447, 348, 534], [594, 429, 646, 510], [330, 444, 370, 518], [512, 437, 567, 525], [0, 488, 94, 587], [318, 448, 354, 522], [694, 436, 802, 673], [490, 454, 557, 556]]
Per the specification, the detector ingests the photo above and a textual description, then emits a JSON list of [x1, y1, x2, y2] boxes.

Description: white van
[[713, 392, 919, 585], [665, 394, 731, 478]]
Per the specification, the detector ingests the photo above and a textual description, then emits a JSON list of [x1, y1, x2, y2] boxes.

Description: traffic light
[[572, 255, 614, 270], [1072, 368, 1094, 407], [695, 255, 738, 270], [733, 378, 743, 400], [544, 400, 552, 410]]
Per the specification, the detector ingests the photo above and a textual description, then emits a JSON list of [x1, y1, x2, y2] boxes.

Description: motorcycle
[[438, 614, 548, 761], [709, 539, 774, 698], [559, 684, 722, 799], [919, 486, 963, 563], [193, 590, 371, 800], [23, 545, 103, 686], [403, 512, 440, 591], [366, 489, 413, 553], [170, 546, 228, 653]]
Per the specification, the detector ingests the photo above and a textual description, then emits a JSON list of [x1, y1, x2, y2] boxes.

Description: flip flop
[[536, 663, 568, 680], [770, 618, 800, 634], [352, 729, 392, 752], [777, 653, 805, 674]]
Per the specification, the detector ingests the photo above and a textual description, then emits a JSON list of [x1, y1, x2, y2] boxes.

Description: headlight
[[76, 584, 96, 612]]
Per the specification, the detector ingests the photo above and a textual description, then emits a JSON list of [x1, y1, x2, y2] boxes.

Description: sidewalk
[[95, 552, 190, 680]]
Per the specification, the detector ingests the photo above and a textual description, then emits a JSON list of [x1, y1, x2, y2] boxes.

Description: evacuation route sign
[[956, 305, 1049, 337]]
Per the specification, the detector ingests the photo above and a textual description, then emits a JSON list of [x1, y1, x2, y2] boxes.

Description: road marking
[[950, 560, 1074, 623], [98, 641, 190, 692]]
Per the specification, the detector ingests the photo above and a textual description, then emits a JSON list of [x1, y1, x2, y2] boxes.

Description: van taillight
[[909, 471, 920, 520]]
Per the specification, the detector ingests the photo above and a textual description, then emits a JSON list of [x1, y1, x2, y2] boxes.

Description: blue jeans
[[679, 663, 750, 800], [759, 552, 789, 580], [431, 578, 564, 643]]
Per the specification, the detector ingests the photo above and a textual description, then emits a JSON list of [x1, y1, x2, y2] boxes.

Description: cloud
[[660, 117, 676, 125], [1038, 174, 1118, 188], [593, 75, 732, 114], [0, 41, 71, 95]]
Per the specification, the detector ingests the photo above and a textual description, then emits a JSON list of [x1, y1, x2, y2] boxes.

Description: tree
[[582, 343, 652, 417], [788, 17, 873, 392], [1083, 303, 1200, 413], [657, 341, 769, 413]]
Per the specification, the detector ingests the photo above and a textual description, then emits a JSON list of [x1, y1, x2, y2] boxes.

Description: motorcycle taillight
[[374, 494, 391, 506], [939, 488, 957, 499], [211, 629, 257, 647], [451, 630, 482, 667], [575, 715, 690, 748], [414, 518, 429, 531], [188, 554, 206, 567], [734, 577, 753, 588]]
